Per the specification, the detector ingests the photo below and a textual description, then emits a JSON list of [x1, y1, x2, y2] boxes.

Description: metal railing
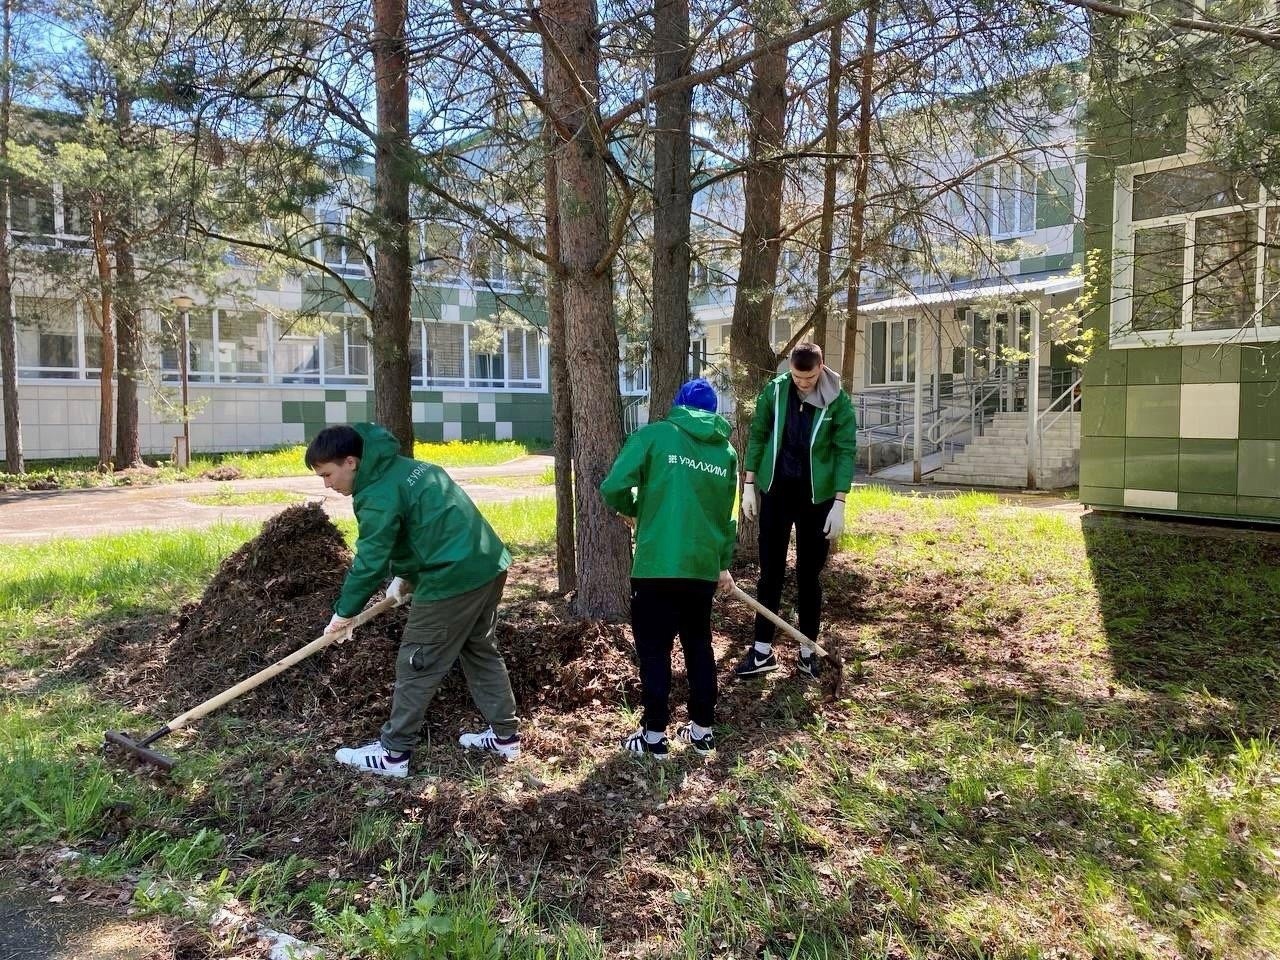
[[1033, 371, 1083, 483]]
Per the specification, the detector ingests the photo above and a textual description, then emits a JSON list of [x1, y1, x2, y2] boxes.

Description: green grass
[[189, 439, 536, 478], [0, 440, 540, 490], [187, 491, 307, 507], [3, 490, 1280, 957]]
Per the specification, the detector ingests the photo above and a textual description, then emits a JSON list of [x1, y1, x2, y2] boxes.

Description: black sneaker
[[797, 649, 822, 681], [621, 729, 669, 760], [734, 647, 779, 677], [676, 722, 716, 755]]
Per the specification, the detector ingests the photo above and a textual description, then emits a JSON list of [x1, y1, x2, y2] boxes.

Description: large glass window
[[322, 317, 370, 384], [276, 330, 321, 384], [469, 325, 505, 388], [424, 322, 465, 385], [976, 163, 1036, 237], [15, 297, 77, 378], [160, 309, 216, 383], [11, 179, 56, 243], [1193, 211, 1257, 331], [1118, 157, 1273, 340], [1131, 225, 1186, 331], [505, 327, 542, 388], [868, 318, 916, 385], [218, 311, 269, 383]]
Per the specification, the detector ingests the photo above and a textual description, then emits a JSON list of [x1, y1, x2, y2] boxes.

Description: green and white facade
[[0, 227, 553, 460], [1079, 78, 1280, 522]]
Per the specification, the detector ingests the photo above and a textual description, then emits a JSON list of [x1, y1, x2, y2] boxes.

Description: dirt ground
[[0, 873, 243, 960]]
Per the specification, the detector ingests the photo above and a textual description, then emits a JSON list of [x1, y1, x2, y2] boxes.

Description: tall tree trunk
[[544, 0, 631, 620], [729, 38, 788, 414], [729, 35, 788, 552], [113, 232, 142, 467], [0, 0, 20, 473], [113, 93, 142, 467], [370, 0, 413, 453], [840, 0, 878, 393], [648, 0, 693, 422], [812, 24, 843, 361], [90, 203, 115, 471], [544, 126, 576, 594]]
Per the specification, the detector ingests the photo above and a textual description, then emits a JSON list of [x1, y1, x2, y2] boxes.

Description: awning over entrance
[[859, 273, 1083, 315]]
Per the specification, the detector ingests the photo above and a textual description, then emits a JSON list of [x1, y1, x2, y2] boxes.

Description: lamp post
[[171, 295, 194, 467]]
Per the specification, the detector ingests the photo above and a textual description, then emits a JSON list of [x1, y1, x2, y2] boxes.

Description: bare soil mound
[[89, 503, 640, 726]]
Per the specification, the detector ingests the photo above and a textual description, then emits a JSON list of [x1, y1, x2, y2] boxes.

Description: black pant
[[631, 578, 717, 732], [755, 485, 833, 648]]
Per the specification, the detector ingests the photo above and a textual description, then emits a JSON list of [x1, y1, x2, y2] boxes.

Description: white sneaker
[[458, 727, 521, 761], [334, 741, 409, 779]]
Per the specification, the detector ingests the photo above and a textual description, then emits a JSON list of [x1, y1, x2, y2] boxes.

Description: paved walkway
[[0, 456, 555, 543]]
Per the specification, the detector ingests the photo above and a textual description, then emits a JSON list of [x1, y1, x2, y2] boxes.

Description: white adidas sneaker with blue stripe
[[334, 741, 409, 778]]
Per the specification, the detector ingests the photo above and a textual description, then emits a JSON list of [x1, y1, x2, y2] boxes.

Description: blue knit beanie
[[674, 378, 718, 413]]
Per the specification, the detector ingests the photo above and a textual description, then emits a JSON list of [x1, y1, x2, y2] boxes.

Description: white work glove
[[325, 613, 354, 642], [740, 481, 758, 522], [387, 576, 412, 607], [716, 569, 735, 599], [823, 499, 846, 542]]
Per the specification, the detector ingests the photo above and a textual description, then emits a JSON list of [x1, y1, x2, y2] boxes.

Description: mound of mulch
[[200, 465, 243, 481], [88, 503, 640, 729]]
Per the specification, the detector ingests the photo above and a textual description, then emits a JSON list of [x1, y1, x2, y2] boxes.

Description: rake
[[105, 596, 399, 774], [731, 585, 845, 699]]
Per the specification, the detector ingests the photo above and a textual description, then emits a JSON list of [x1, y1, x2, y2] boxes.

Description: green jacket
[[743, 368, 858, 503], [334, 423, 511, 616], [600, 405, 738, 582]]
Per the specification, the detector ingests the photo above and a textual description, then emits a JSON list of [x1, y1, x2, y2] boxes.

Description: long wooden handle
[[164, 596, 400, 732], [730, 585, 834, 660]]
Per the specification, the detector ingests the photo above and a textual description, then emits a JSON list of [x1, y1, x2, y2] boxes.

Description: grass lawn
[[0, 439, 541, 491], [2, 489, 1279, 958]]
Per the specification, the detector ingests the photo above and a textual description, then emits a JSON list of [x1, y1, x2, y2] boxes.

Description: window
[[689, 338, 708, 377], [469, 326, 505, 387], [15, 298, 78, 378], [317, 208, 364, 275], [868, 317, 917, 385], [1115, 155, 1275, 342], [160, 309, 216, 383], [11, 179, 56, 243], [423, 322, 465, 385], [218, 311, 269, 383], [275, 319, 321, 384], [505, 327, 542, 388], [976, 162, 1036, 237], [422, 223, 463, 281], [619, 340, 649, 395], [323, 318, 370, 384]]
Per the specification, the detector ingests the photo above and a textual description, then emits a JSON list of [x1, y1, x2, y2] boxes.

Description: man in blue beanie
[[600, 377, 736, 759]]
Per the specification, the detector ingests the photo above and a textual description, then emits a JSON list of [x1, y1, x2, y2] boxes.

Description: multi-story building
[[1, 179, 553, 460], [1077, 41, 1280, 523]]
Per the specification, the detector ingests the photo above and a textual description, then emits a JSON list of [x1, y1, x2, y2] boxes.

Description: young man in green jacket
[[737, 342, 857, 681], [308, 422, 520, 778], [601, 379, 737, 759]]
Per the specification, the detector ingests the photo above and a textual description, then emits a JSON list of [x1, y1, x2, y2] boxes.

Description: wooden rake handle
[[163, 595, 400, 733], [730, 585, 836, 661]]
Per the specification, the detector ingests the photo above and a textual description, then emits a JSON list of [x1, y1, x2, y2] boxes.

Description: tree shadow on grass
[[1081, 513, 1280, 730]]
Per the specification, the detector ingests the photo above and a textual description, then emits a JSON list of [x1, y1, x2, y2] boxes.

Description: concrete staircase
[[931, 411, 1080, 489]]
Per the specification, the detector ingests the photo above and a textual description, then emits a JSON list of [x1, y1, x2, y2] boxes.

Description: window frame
[[867, 316, 918, 386], [1111, 149, 1279, 348]]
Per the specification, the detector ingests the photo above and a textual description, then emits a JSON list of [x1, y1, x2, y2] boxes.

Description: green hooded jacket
[[600, 405, 738, 582], [743, 367, 858, 504], [334, 423, 511, 616]]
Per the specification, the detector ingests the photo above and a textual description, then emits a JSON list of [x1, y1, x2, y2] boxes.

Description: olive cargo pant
[[379, 572, 518, 753]]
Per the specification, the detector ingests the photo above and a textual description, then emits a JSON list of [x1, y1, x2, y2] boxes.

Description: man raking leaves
[[309, 423, 521, 778]]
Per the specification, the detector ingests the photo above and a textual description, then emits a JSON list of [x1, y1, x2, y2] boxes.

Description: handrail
[[1035, 371, 1083, 478]]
